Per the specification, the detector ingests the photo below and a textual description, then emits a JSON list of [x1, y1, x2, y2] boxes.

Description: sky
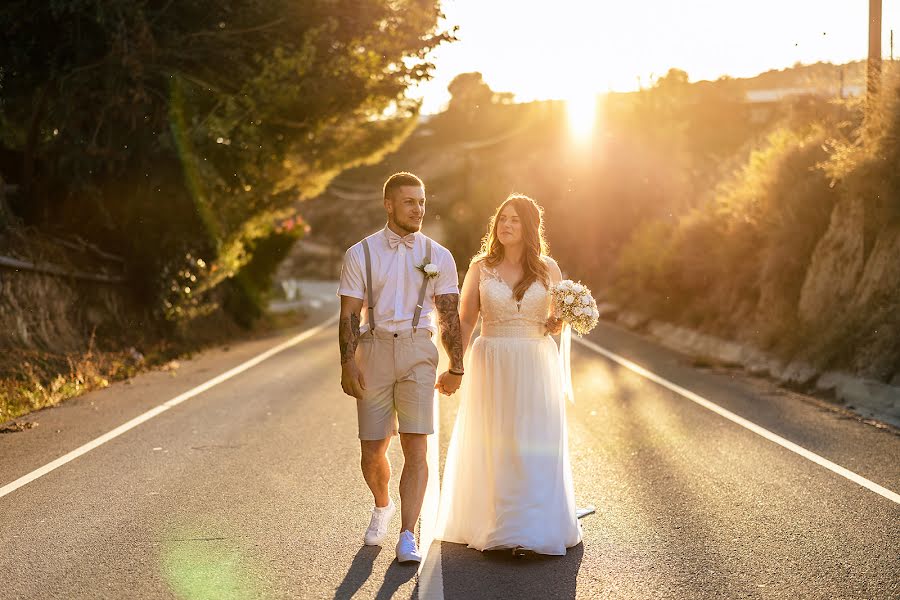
[[412, 0, 900, 113]]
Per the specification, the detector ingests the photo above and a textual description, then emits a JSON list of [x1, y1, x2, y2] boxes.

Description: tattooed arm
[[435, 293, 463, 370], [434, 293, 464, 395], [339, 295, 366, 399]]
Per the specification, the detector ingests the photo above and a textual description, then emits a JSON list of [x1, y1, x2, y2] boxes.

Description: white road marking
[[417, 389, 444, 599], [573, 336, 900, 505], [0, 314, 340, 500]]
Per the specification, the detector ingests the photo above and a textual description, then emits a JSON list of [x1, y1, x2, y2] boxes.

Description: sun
[[565, 92, 598, 142]]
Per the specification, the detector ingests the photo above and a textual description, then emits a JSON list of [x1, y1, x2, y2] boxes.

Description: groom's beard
[[392, 216, 422, 235]]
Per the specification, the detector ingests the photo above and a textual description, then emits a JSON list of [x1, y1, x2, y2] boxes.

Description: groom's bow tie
[[386, 230, 415, 250]]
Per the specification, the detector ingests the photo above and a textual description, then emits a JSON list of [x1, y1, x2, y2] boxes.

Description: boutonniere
[[416, 262, 440, 279]]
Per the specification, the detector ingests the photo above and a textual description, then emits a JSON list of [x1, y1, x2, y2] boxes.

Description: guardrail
[[46, 235, 126, 265], [0, 182, 127, 284], [0, 255, 127, 284]]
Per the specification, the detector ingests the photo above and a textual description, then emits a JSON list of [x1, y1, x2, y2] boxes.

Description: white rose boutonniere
[[417, 262, 440, 279]]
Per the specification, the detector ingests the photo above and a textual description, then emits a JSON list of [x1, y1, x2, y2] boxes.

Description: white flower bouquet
[[550, 279, 599, 336]]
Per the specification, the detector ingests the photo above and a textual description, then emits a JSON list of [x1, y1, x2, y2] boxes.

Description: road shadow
[[593, 359, 759, 597], [373, 560, 418, 600], [440, 541, 584, 599], [333, 545, 382, 600]]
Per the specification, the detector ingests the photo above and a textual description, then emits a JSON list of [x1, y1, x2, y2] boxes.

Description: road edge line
[[573, 336, 900, 505], [0, 314, 339, 500], [417, 389, 444, 599]]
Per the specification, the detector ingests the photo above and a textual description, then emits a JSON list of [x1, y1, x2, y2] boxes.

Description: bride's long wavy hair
[[474, 194, 551, 302]]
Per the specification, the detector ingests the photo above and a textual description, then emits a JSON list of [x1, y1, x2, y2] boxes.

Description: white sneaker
[[363, 499, 396, 546], [395, 529, 422, 563]]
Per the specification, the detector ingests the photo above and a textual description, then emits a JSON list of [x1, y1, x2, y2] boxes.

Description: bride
[[434, 193, 582, 555]]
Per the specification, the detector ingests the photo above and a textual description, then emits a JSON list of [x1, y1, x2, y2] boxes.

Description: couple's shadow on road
[[439, 540, 584, 599], [333, 545, 418, 600], [334, 541, 584, 599]]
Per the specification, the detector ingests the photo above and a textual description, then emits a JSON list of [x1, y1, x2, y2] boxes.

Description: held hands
[[340, 361, 367, 399], [545, 315, 563, 336], [435, 371, 463, 396]]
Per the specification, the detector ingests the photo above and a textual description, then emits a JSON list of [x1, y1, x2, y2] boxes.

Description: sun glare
[[565, 93, 598, 142], [415, 1, 899, 115]]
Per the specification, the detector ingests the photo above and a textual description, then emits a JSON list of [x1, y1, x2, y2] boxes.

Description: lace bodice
[[478, 262, 550, 336]]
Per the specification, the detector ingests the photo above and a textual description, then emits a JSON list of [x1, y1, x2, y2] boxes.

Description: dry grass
[[609, 73, 900, 382], [0, 334, 132, 423], [0, 303, 308, 425]]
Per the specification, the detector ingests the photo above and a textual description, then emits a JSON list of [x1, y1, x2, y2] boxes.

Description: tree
[[447, 72, 497, 112], [0, 0, 453, 321]]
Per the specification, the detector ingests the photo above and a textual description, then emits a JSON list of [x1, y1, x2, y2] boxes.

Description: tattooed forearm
[[339, 313, 361, 365], [435, 294, 463, 371]]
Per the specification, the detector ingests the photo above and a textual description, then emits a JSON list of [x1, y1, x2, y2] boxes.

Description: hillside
[[291, 61, 899, 385]]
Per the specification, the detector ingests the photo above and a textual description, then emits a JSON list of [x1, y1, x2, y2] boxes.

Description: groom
[[337, 172, 464, 562]]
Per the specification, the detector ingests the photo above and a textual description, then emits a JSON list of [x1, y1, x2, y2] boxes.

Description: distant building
[[744, 84, 864, 123], [745, 85, 865, 103]]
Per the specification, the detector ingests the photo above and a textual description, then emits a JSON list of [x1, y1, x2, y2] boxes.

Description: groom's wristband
[[449, 368, 464, 376]]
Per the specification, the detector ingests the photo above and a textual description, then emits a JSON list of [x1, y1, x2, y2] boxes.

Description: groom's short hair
[[383, 172, 424, 200]]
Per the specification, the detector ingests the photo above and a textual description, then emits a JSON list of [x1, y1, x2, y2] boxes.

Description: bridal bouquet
[[550, 280, 599, 336]]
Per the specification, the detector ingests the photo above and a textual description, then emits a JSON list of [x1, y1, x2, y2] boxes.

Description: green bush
[[224, 228, 303, 328]]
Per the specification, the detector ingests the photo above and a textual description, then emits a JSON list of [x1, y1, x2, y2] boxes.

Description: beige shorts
[[355, 328, 439, 440]]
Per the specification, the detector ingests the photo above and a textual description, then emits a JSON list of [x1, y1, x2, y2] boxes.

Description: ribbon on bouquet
[[559, 322, 575, 404]]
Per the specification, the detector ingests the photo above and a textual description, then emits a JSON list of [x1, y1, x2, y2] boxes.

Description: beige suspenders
[[361, 236, 432, 334], [362, 239, 376, 333], [412, 239, 432, 333]]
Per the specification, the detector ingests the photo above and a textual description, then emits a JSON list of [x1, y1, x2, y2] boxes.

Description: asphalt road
[[1, 281, 897, 599]]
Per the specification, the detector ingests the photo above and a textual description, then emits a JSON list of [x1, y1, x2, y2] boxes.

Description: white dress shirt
[[338, 226, 459, 333]]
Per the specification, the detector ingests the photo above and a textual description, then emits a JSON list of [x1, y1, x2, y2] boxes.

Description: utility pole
[[839, 65, 845, 99], [867, 0, 882, 103]]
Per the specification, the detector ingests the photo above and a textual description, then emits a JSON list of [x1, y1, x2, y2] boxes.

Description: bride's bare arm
[[543, 256, 564, 334], [544, 256, 563, 286], [459, 261, 482, 358]]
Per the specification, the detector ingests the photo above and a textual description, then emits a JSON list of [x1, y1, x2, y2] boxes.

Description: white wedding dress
[[434, 262, 582, 555]]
